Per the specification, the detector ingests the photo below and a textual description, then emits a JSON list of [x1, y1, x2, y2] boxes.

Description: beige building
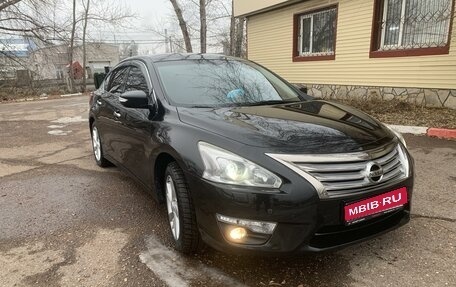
[[29, 43, 119, 80], [234, 0, 456, 109]]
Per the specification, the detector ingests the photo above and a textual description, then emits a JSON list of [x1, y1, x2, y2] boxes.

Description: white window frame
[[298, 7, 337, 57], [380, 0, 407, 49]]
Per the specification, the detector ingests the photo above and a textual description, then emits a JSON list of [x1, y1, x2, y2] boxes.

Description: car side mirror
[[299, 86, 308, 94], [119, 90, 149, 109]]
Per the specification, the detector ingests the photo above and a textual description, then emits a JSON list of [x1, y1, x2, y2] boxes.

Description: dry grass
[[332, 98, 456, 129], [0, 86, 68, 102]]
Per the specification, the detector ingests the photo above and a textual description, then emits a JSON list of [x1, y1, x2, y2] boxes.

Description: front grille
[[308, 209, 408, 249], [267, 142, 410, 199], [295, 146, 405, 196]]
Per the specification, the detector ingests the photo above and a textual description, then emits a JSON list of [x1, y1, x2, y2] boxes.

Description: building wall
[[234, 0, 290, 16], [29, 43, 119, 80], [0, 56, 28, 79], [29, 45, 68, 80], [247, 0, 456, 108]]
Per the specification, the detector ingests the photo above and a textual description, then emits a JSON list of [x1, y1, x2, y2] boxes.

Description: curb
[[388, 125, 456, 140], [427, 128, 456, 140], [60, 92, 83, 98], [2, 93, 87, 103]]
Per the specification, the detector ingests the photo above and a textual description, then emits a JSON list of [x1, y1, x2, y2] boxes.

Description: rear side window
[[108, 67, 128, 94], [125, 66, 149, 94]]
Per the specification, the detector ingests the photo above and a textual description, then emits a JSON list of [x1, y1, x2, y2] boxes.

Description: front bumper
[[185, 171, 414, 255]]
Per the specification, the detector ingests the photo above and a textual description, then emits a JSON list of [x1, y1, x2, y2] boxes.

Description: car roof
[[122, 53, 241, 64]]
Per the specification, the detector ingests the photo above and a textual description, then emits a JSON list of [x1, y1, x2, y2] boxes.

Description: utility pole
[[169, 36, 173, 53], [165, 29, 169, 53]]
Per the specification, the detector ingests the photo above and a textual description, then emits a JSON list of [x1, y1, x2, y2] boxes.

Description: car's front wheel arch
[[154, 152, 178, 203]]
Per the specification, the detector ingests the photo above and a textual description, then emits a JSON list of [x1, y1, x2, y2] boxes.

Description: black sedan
[[89, 54, 414, 254]]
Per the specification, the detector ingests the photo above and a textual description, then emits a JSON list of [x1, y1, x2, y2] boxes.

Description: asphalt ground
[[0, 96, 455, 287]]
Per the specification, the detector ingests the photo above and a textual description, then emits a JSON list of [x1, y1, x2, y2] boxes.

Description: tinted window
[[125, 66, 149, 94], [98, 74, 109, 92], [108, 67, 128, 94], [155, 60, 301, 107]]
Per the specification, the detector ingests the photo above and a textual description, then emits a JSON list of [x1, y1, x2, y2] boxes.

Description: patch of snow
[[48, 130, 72, 136], [47, 125, 65, 129], [51, 116, 87, 124], [139, 236, 245, 287], [61, 93, 82, 98], [387, 125, 428, 135]]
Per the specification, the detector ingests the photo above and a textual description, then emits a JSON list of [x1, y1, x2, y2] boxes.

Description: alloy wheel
[[166, 175, 180, 240], [92, 126, 101, 161]]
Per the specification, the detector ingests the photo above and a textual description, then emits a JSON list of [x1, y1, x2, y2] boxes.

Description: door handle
[[113, 111, 121, 118]]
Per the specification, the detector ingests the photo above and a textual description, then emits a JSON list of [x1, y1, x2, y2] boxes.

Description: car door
[[114, 61, 155, 184], [97, 65, 129, 163]]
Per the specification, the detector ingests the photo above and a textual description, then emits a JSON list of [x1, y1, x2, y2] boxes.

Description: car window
[[155, 59, 302, 107], [108, 67, 128, 94], [98, 74, 109, 92], [125, 66, 149, 94]]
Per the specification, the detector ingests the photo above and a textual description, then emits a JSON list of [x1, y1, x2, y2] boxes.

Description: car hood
[[176, 100, 394, 154]]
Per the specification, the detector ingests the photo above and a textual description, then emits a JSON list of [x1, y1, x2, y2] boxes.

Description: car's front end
[[184, 137, 413, 255]]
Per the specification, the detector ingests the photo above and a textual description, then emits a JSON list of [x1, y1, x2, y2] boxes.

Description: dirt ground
[[333, 98, 456, 129], [0, 96, 455, 287]]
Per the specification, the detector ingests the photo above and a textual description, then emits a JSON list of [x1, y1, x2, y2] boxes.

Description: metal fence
[[380, 0, 453, 50]]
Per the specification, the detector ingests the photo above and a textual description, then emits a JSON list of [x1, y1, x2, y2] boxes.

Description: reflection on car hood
[[177, 100, 394, 153]]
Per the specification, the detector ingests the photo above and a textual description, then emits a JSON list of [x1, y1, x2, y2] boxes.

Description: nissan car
[[89, 54, 414, 254]]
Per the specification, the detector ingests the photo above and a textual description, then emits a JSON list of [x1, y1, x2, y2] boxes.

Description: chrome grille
[[267, 143, 409, 199], [296, 146, 404, 194]]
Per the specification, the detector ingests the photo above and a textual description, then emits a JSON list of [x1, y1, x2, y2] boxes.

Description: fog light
[[229, 227, 247, 240], [216, 214, 277, 234]]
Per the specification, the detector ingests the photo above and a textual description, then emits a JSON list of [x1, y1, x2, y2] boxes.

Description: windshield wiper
[[239, 100, 297, 107], [189, 100, 298, 108], [189, 105, 214, 108]]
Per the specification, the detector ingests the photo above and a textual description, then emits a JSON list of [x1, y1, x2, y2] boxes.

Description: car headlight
[[198, 142, 282, 189], [387, 126, 407, 148]]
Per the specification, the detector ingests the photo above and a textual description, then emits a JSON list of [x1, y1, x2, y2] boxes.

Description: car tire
[[165, 162, 201, 254], [91, 123, 110, 168]]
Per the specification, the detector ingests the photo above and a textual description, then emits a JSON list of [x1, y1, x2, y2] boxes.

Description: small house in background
[[29, 42, 119, 80], [234, 0, 456, 109], [0, 38, 37, 80]]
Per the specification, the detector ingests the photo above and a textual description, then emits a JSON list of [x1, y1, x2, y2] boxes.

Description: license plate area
[[344, 187, 408, 226]]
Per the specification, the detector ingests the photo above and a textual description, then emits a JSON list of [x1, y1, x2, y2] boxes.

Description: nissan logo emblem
[[366, 162, 384, 183]]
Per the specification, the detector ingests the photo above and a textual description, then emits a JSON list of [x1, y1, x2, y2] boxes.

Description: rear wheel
[[165, 162, 200, 253], [91, 124, 110, 167]]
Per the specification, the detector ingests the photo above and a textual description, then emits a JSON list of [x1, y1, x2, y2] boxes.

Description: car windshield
[[155, 59, 303, 107]]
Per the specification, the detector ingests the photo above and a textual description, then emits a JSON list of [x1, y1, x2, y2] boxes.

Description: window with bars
[[294, 6, 338, 60], [372, 0, 454, 57]]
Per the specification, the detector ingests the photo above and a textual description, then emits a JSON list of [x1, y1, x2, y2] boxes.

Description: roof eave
[[235, 0, 304, 17]]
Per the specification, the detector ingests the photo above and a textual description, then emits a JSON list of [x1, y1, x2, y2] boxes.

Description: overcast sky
[[95, 0, 171, 53], [95, 0, 229, 54], [1, 0, 227, 54]]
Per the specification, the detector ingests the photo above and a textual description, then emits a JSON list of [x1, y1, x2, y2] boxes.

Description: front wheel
[[165, 162, 201, 253], [91, 124, 110, 167]]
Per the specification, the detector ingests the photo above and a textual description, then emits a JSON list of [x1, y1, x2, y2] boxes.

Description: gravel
[[331, 98, 456, 129]]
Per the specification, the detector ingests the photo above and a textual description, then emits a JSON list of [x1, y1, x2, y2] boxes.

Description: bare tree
[[81, 0, 90, 92], [169, 0, 193, 52], [199, 0, 206, 53], [0, 0, 61, 39], [0, 0, 22, 12], [227, 0, 245, 57], [234, 16, 244, 57], [229, 0, 235, 55], [80, 0, 134, 89], [67, 0, 77, 92]]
